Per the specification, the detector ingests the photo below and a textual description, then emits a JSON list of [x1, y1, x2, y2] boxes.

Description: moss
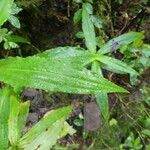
[[92, 124, 124, 150]]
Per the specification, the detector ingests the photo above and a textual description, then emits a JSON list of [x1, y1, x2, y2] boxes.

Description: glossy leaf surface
[[37, 47, 94, 70], [0, 54, 127, 94]]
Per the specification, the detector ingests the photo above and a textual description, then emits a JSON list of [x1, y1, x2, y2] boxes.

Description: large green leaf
[[0, 87, 11, 150], [98, 32, 144, 54], [97, 55, 138, 75], [18, 106, 72, 148], [0, 0, 14, 26], [82, 3, 96, 52], [38, 47, 95, 70], [0, 55, 128, 94]]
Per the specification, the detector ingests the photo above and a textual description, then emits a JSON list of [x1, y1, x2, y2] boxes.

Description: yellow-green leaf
[[0, 0, 14, 26]]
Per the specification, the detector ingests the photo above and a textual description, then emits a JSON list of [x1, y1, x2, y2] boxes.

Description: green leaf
[[92, 61, 109, 121], [10, 3, 22, 15], [85, 3, 93, 14], [8, 91, 29, 146], [23, 120, 75, 150], [0, 28, 8, 42], [0, 54, 128, 94], [73, 9, 82, 24], [8, 94, 20, 146], [21, 120, 75, 150], [98, 32, 144, 54], [0, 0, 14, 26], [73, 0, 82, 3], [75, 31, 84, 39], [18, 101, 30, 136], [73, 119, 83, 127], [0, 87, 12, 150], [60, 121, 76, 137], [23, 119, 65, 150], [82, 3, 96, 52], [91, 15, 103, 28], [8, 15, 20, 28], [4, 41, 19, 49], [97, 55, 138, 75], [5, 35, 29, 44], [18, 106, 72, 148], [38, 47, 94, 70]]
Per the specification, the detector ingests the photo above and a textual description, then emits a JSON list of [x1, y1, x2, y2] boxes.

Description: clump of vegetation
[[0, 0, 149, 149]]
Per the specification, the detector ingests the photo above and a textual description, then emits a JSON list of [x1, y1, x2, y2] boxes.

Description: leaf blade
[[82, 3, 96, 52], [97, 55, 138, 75], [98, 32, 144, 54], [0, 0, 14, 26], [18, 106, 72, 148], [0, 87, 11, 150], [0, 54, 128, 94]]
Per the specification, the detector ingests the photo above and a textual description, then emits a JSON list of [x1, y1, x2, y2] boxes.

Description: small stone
[[84, 102, 101, 131], [28, 113, 39, 124]]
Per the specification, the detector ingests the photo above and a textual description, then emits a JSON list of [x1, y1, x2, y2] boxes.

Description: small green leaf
[[4, 41, 19, 49], [91, 15, 103, 28], [97, 55, 138, 75], [10, 3, 22, 15], [74, 119, 83, 126], [75, 32, 84, 39], [73, 0, 82, 3], [0, 0, 14, 26], [98, 32, 144, 54], [73, 9, 82, 24], [0, 28, 8, 42], [5, 35, 29, 44], [82, 3, 96, 52], [85, 3, 93, 14], [8, 15, 21, 28], [59, 121, 76, 137]]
